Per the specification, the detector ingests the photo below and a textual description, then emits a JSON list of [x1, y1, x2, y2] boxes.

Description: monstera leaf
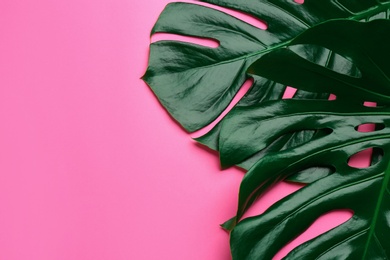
[[223, 19, 390, 259], [143, 0, 390, 178], [144, 0, 390, 258]]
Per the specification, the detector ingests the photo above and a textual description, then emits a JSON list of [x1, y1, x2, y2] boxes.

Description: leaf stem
[[362, 158, 390, 259]]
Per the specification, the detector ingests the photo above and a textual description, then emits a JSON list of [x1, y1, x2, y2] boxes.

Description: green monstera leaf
[[224, 19, 390, 259], [143, 0, 390, 132], [143, 0, 390, 180], [143, 0, 390, 259]]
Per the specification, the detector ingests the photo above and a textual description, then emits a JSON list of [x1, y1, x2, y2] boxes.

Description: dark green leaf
[[144, 1, 390, 132], [227, 19, 390, 259], [144, 1, 390, 258], [231, 153, 390, 259], [144, 1, 390, 185]]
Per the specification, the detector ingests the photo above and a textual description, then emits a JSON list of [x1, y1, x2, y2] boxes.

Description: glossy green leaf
[[144, 0, 390, 132], [226, 19, 390, 259], [231, 154, 390, 259], [144, 0, 390, 258], [144, 1, 390, 185]]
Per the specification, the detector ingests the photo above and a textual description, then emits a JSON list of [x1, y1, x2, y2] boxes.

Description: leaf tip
[[221, 217, 237, 231]]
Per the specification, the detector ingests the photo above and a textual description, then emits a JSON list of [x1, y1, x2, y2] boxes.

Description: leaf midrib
[[349, 2, 390, 21], [314, 228, 368, 260]]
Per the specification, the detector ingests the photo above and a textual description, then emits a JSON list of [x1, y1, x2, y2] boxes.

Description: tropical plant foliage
[[229, 19, 390, 259], [143, 0, 390, 259]]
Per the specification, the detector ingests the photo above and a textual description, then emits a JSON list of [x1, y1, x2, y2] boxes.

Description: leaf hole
[[362, 102, 386, 108], [273, 209, 353, 260], [328, 93, 337, 100], [241, 181, 304, 220], [363, 101, 377, 107], [151, 33, 220, 48], [282, 86, 297, 99], [370, 147, 385, 166], [348, 147, 383, 169], [188, 1, 268, 30], [354, 123, 385, 133], [317, 128, 333, 136]]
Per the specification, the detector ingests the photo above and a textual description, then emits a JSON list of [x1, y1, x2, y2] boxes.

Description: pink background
[[0, 1, 362, 259]]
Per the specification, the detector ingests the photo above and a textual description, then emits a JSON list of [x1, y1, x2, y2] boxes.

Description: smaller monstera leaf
[[220, 19, 390, 259]]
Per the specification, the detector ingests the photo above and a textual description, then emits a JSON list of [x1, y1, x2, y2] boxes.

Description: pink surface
[[0, 1, 366, 259]]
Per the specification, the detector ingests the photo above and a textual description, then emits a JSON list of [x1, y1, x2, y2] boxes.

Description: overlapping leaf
[[143, 0, 390, 132], [144, 0, 390, 178], [143, 1, 390, 258], [224, 19, 390, 259]]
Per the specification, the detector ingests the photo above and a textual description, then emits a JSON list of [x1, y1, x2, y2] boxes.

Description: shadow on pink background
[[0, 1, 367, 259]]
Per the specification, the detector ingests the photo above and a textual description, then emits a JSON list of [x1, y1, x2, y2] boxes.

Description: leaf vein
[[270, 174, 382, 245], [314, 228, 369, 260], [373, 233, 389, 259]]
